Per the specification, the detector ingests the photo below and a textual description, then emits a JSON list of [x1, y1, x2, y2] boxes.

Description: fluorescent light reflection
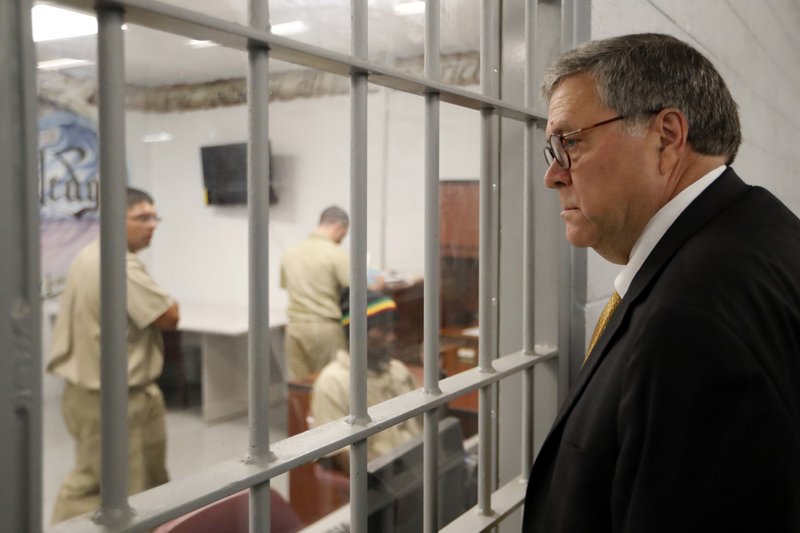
[[271, 20, 308, 36], [142, 132, 174, 143], [32, 5, 97, 42], [37, 58, 93, 71], [394, 1, 425, 16], [188, 39, 218, 49]]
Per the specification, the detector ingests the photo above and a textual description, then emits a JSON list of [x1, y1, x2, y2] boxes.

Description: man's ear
[[655, 108, 688, 175]]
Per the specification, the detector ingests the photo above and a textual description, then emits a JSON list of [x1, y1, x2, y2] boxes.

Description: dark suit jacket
[[522, 168, 800, 532]]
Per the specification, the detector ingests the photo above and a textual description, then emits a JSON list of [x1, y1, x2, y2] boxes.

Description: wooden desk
[[400, 327, 480, 436], [179, 302, 287, 423]]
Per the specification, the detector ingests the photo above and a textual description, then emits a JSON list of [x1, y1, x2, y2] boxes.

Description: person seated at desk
[[310, 288, 421, 473]]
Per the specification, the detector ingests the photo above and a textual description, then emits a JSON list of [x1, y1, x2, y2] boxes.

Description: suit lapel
[[544, 168, 749, 434]]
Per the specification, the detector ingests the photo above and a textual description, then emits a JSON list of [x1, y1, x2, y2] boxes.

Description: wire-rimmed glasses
[[543, 115, 625, 170]]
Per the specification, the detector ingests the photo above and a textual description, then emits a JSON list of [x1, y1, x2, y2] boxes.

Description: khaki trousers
[[51, 382, 169, 524], [285, 320, 345, 379]]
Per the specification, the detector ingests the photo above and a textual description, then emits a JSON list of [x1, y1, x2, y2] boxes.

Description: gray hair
[[319, 205, 349, 227], [126, 187, 154, 208], [541, 33, 741, 164]]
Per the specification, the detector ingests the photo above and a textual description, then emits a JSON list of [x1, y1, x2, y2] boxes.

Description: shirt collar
[[614, 165, 727, 297], [310, 232, 335, 243], [334, 348, 389, 377]]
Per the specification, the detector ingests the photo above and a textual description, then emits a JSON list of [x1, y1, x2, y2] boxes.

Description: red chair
[[152, 488, 302, 533]]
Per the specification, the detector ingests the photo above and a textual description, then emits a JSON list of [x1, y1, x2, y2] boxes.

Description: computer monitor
[[365, 416, 467, 532]]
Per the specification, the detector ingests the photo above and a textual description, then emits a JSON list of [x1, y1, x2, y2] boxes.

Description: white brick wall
[[578, 0, 800, 351]]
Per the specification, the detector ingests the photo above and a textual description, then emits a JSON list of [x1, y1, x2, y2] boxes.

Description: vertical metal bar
[[561, 0, 579, 402], [349, 0, 369, 427], [349, 1, 369, 532], [0, 1, 42, 531], [423, 0, 441, 530], [488, 4, 503, 501], [521, 0, 539, 480], [247, 0, 273, 531], [522, 2, 538, 358], [477, 0, 499, 517], [350, 440, 369, 533], [560, 0, 575, 52], [95, 5, 134, 526], [560, 0, 587, 401], [247, 0, 272, 466], [522, 365, 535, 482], [478, 4, 500, 372], [423, 0, 442, 398], [422, 410, 439, 528], [477, 4, 497, 366]]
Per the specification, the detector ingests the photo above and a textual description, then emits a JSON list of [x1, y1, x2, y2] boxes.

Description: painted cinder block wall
[[579, 0, 800, 359]]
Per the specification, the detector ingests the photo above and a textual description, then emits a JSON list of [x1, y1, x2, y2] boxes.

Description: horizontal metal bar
[[50, 348, 557, 533], [439, 475, 528, 533], [52, 0, 544, 123]]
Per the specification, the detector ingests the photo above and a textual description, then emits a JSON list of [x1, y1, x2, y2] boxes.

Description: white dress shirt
[[615, 165, 727, 298]]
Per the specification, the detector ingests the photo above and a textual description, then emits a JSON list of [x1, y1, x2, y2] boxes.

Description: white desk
[[179, 302, 287, 423]]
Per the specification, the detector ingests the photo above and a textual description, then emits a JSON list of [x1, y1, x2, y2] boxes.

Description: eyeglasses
[[128, 214, 162, 224], [544, 115, 625, 170]]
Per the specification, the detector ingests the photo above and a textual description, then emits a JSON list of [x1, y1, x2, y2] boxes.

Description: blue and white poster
[[39, 109, 100, 298]]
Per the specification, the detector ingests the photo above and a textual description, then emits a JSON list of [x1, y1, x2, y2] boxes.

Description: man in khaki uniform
[[310, 289, 421, 472], [280, 206, 350, 378], [48, 187, 179, 523]]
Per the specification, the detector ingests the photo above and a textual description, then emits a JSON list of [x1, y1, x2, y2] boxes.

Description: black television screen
[[200, 142, 277, 206]]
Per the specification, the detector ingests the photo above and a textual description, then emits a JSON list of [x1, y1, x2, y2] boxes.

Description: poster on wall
[[39, 107, 100, 299]]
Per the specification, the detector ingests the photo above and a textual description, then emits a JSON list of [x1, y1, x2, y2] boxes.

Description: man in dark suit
[[522, 33, 800, 532]]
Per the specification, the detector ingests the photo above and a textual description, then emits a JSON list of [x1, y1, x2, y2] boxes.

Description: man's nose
[[544, 160, 571, 189]]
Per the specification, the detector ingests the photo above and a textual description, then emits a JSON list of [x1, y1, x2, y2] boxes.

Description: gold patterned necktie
[[584, 291, 621, 364]]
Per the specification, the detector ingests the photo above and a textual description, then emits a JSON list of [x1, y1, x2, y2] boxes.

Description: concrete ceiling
[[34, 0, 481, 86]]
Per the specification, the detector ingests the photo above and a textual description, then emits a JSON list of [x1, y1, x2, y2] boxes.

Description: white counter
[[178, 302, 287, 423], [178, 301, 287, 336]]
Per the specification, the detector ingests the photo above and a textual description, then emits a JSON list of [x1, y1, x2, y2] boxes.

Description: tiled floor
[[42, 393, 288, 525]]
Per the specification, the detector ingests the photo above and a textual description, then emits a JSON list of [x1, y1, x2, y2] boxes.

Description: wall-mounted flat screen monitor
[[200, 142, 277, 206]]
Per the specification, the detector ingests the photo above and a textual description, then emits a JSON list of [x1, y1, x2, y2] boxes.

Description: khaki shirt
[[47, 240, 174, 389], [310, 349, 422, 458], [280, 234, 348, 322]]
